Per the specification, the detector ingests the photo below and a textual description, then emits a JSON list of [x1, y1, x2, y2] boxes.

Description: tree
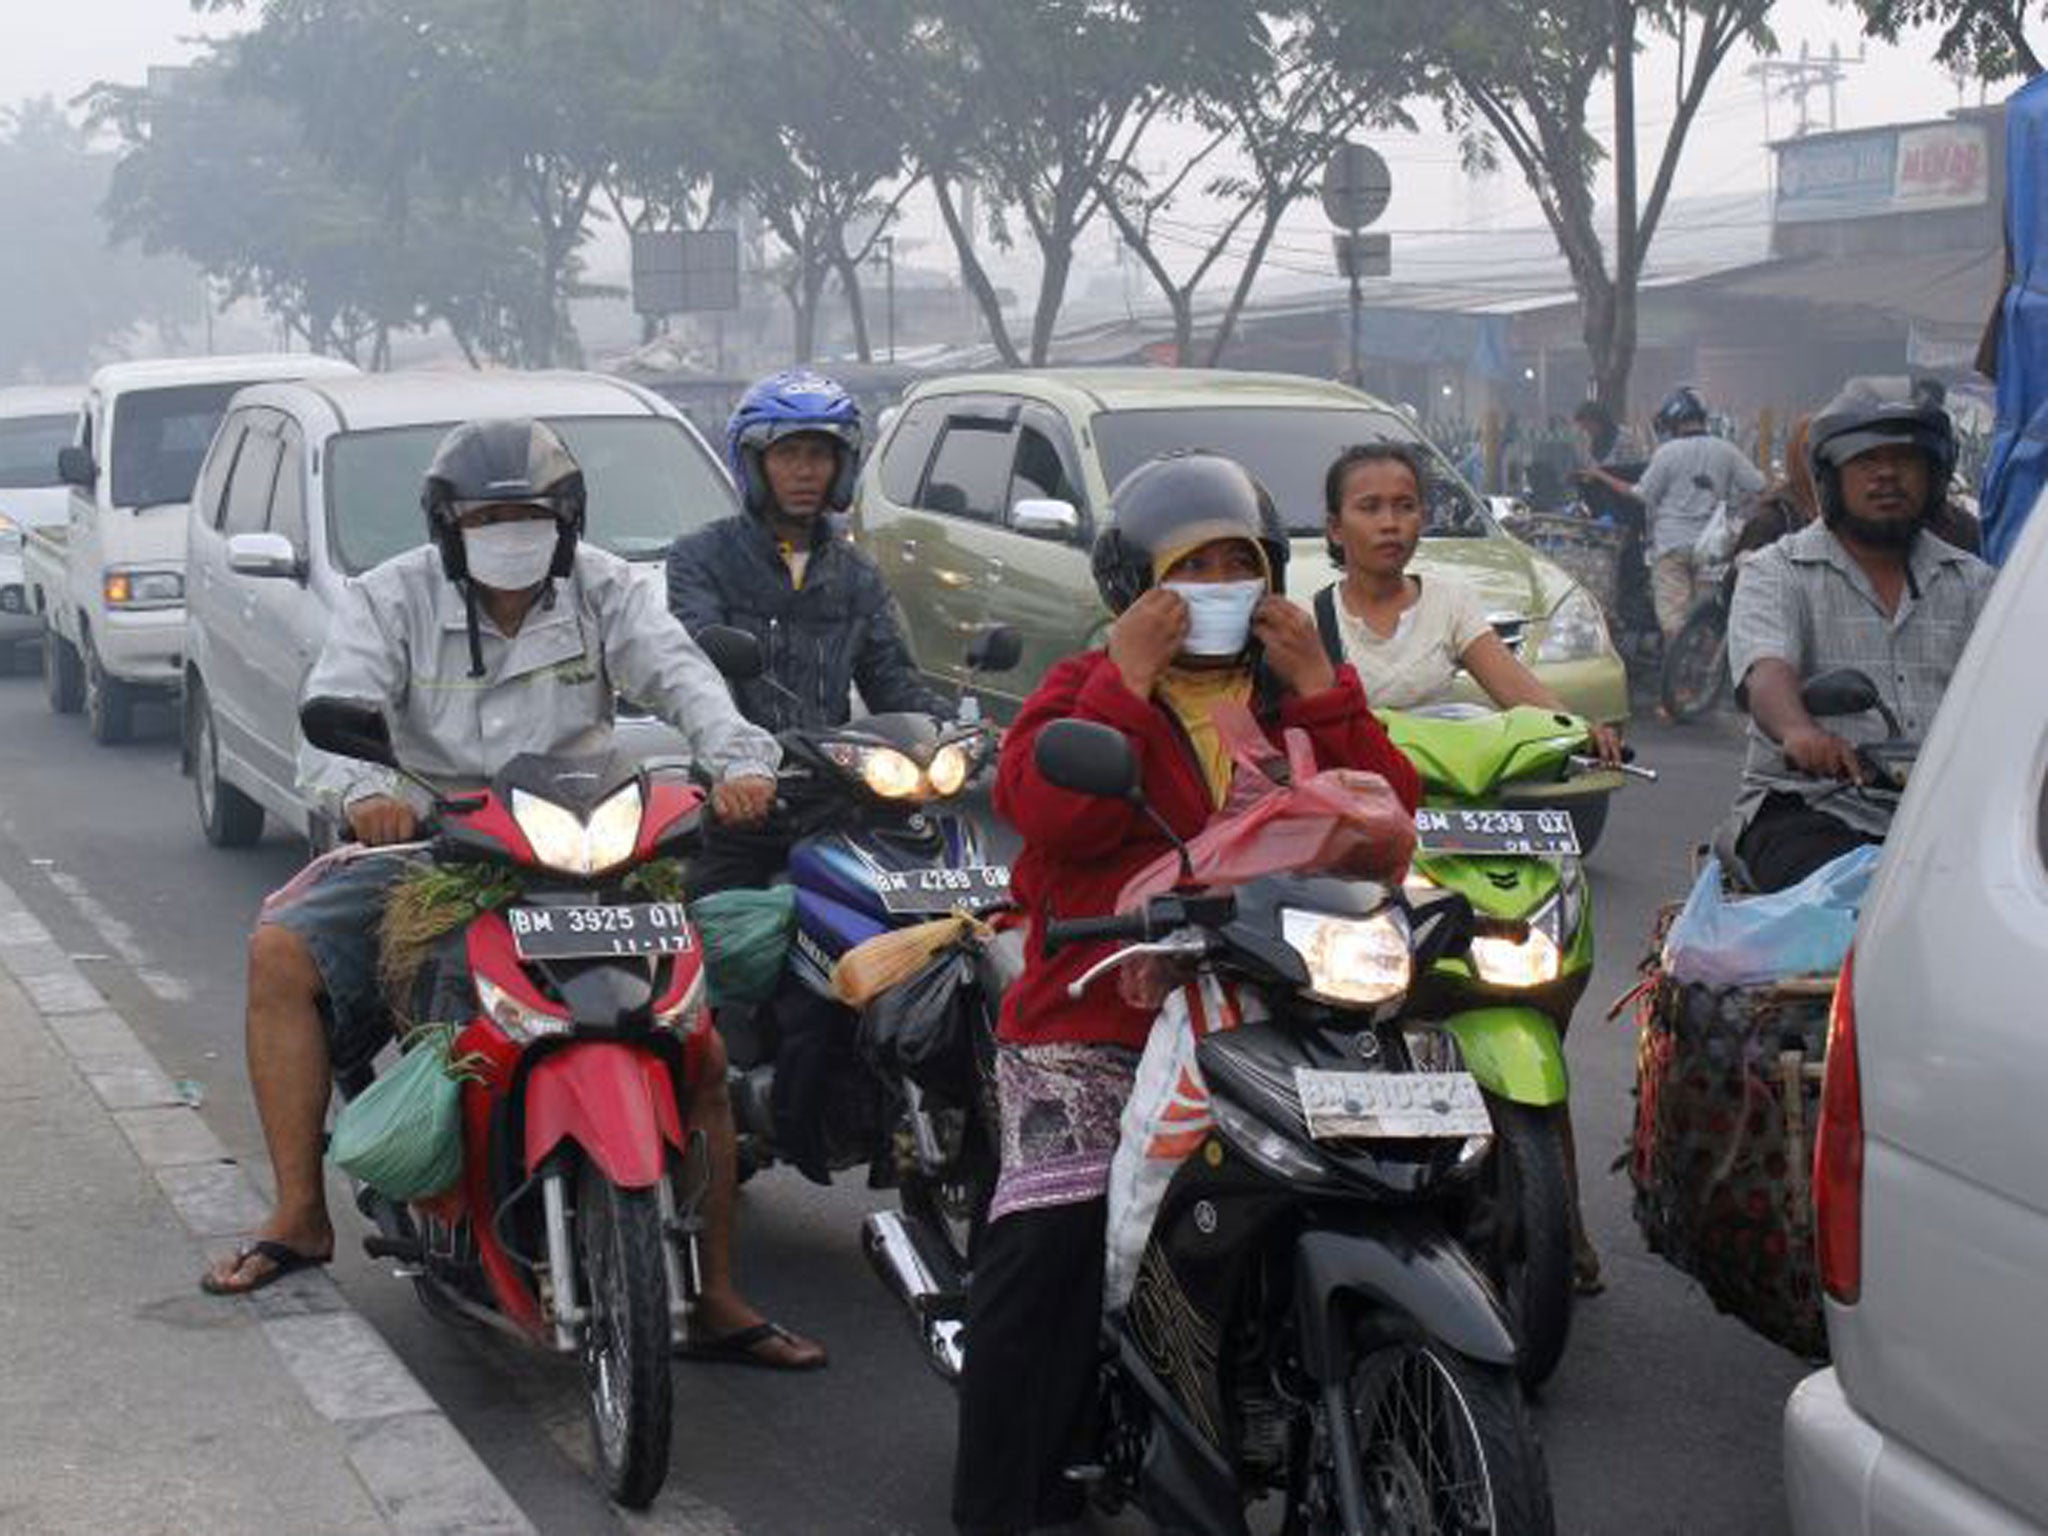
[[1846, 0, 2042, 81], [1301, 0, 1773, 414]]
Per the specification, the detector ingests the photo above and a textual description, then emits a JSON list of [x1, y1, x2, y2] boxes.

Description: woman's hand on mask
[[1253, 597, 1337, 698], [1107, 588, 1188, 699]]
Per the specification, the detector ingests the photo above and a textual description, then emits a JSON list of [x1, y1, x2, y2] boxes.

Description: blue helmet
[[724, 369, 863, 515]]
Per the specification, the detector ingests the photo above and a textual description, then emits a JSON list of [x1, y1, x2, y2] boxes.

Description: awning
[[1699, 247, 2002, 332]]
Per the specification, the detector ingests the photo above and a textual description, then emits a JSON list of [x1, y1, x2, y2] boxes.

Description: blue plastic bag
[[1661, 847, 1878, 987]]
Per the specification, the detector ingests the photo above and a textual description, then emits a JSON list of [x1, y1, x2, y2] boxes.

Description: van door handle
[[898, 538, 919, 565]]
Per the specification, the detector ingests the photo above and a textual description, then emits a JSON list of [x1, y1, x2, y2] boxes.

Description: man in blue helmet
[[667, 370, 947, 734]]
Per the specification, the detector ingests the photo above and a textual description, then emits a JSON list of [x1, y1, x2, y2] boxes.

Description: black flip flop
[[674, 1320, 827, 1371], [199, 1238, 332, 1297]]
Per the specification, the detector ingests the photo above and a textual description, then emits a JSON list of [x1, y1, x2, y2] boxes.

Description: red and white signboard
[[1893, 123, 1990, 211]]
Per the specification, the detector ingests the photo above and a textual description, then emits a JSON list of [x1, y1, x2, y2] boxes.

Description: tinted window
[[199, 417, 251, 531], [271, 425, 306, 550], [1092, 407, 1488, 536], [878, 399, 943, 505], [325, 416, 731, 576], [222, 429, 284, 538], [1009, 418, 1082, 513], [0, 413, 75, 488], [109, 383, 248, 509], [919, 419, 1014, 523]]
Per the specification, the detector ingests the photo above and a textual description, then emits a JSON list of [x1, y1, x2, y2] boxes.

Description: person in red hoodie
[[952, 452, 1420, 1536]]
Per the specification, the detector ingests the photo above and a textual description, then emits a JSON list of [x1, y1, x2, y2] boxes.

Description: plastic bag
[[1103, 973, 1260, 1308], [1693, 500, 1738, 565], [688, 887, 796, 1007], [832, 913, 989, 1007], [857, 946, 982, 1096], [1118, 703, 1416, 910], [1661, 847, 1879, 987], [328, 1025, 475, 1201]]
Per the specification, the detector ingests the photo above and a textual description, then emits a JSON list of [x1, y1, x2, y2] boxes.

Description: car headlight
[[1282, 908, 1412, 1006], [1467, 898, 1563, 988], [0, 514, 18, 552], [103, 568, 184, 607], [476, 972, 568, 1043], [1532, 586, 1610, 663], [510, 783, 643, 877], [927, 743, 971, 797]]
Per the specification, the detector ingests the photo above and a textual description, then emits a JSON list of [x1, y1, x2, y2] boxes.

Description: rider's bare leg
[[202, 925, 336, 1289], [684, 1030, 826, 1367]]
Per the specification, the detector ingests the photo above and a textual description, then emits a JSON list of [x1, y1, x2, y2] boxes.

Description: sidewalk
[[0, 877, 535, 1536]]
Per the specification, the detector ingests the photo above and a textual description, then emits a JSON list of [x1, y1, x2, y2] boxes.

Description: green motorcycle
[[1379, 704, 1653, 1388]]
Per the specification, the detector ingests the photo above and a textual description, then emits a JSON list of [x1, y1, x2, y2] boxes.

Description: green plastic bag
[[688, 887, 797, 1007], [328, 1025, 473, 1201]]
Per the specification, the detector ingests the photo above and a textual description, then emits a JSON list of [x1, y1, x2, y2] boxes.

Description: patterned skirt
[[987, 1041, 1138, 1223]]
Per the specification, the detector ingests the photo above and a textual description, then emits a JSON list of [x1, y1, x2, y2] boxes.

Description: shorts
[[262, 851, 417, 1072], [1650, 550, 1698, 639]]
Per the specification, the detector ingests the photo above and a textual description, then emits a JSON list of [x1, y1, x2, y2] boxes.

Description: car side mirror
[[965, 624, 1022, 675], [301, 697, 397, 768], [1033, 719, 1137, 800], [696, 624, 764, 682], [57, 446, 96, 491], [1011, 498, 1080, 540], [1800, 668, 1881, 720], [227, 531, 303, 581]]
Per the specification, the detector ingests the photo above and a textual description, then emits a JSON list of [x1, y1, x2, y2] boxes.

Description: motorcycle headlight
[[1532, 586, 1610, 663], [510, 783, 643, 877], [927, 743, 971, 798], [477, 972, 568, 1043], [860, 746, 923, 799], [1281, 908, 1413, 1007], [653, 967, 707, 1036], [1210, 1094, 1338, 1184], [1468, 899, 1563, 988]]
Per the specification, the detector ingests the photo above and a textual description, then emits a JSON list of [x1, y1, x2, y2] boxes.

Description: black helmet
[[1091, 451, 1287, 615], [421, 418, 586, 586], [1807, 377, 1956, 525], [1653, 385, 1709, 439]]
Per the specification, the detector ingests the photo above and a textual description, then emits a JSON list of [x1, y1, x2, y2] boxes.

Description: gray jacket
[[297, 544, 779, 816]]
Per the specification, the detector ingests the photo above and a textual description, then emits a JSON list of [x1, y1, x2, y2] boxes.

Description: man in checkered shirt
[[1726, 379, 1995, 892]]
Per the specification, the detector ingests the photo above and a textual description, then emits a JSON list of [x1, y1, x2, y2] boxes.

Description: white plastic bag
[[1103, 973, 1262, 1309], [1693, 499, 1738, 565], [1661, 847, 1879, 987]]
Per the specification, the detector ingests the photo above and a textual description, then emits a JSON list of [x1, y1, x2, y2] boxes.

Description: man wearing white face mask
[[199, 420, 826, 1366]]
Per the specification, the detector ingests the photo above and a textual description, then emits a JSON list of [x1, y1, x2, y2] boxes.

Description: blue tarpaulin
[[1980, 75, 2048, 565]]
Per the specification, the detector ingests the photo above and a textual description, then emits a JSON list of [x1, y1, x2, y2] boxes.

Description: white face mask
[[462, 520, 559, 592], [1163, 579, 1265, 658]]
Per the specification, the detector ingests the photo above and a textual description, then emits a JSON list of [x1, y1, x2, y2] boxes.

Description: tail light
[[1815, 947, 1863, 1304]]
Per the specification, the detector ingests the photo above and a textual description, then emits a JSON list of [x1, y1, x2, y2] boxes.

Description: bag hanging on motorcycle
[[832, 913, 989, 1008], [327, 1024, 475, 1202], [1661, 848, 1877, 988], [688, 887, 797, 1007], [856, 945, 980, 1097]]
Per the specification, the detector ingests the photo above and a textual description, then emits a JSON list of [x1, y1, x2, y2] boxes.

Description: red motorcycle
[[302, 698, 713, 1509]]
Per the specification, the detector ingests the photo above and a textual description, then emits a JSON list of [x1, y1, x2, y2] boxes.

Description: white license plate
[[872, 863, 1011, 915], [1293, 1068, 1493, 1140], [1414, 807, 1580, 857], [506, 902, 693, 960]]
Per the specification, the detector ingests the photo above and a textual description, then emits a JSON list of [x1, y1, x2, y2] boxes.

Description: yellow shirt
[[1154, 667, 1254, 809]]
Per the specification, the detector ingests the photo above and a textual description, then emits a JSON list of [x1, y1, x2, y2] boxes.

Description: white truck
[[26, 355, 357, 742], [0, 384, 84, 672]]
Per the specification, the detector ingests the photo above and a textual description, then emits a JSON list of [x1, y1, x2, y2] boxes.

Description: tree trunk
[[833, 249, 873, 363], [931, 175, 1020, 365], [1607, 0, 1641, 419], [1204, 201, 1285, 367], [1027, 215, 1077, 366]]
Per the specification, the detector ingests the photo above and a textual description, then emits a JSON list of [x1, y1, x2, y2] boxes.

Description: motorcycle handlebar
[[1042, 912, 1152, 954]]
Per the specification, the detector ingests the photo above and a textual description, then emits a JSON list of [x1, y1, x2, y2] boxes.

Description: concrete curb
[[0, 874, 538, 1536]]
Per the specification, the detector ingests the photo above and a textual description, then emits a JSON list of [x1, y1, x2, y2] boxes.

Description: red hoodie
[[994, 651, 1421, 1052]]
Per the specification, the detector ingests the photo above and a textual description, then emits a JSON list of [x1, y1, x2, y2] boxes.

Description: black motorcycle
[[867, 718, 1556, 1536]]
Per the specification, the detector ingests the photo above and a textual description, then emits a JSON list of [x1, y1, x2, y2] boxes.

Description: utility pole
[[1748, 40, 1865, 138]]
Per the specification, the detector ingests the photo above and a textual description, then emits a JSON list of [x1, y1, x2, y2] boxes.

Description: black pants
[[953, 1199, 1105, 1535], [1736, 791, 1882, 894]]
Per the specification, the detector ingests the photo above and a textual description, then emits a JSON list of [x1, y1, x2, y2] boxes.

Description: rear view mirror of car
[[696, 624, 764, 682], [227, 531, 303, 581], [1034, 718, 1138, 801], [300, 696, 398, 768], [57, 446, 95, 491], [1011, 498, 1080, 540], [965, 624, 1023, 675]]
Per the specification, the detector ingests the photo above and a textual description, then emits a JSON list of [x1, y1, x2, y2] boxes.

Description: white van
[[0, 384, 83, 668], [181, 370, 735, 847], [26, 354, 358, 742], [1783, 498, 2048, 1534]]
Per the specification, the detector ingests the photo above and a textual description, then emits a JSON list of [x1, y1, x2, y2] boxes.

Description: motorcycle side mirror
[[1801, 668, 1883, 721], [301, 697, 397, 768], [696, 624, 764, 682], [1034, 719, 1138, 800], [965, 624, 1022, 676]]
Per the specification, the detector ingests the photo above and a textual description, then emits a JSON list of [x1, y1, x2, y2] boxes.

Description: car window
[[108, 382, 251, 510], [198, 416, 251, 532], [222, 426, 284, 539], [270, 423, 307, 551], [878, 398, 944, 506], [919, 416, 1015, 523], [325, 415, 731, 575], [1008, 411, 1085, 520], [1092, 406, 1488, 537], [0, 413, 76, 489]]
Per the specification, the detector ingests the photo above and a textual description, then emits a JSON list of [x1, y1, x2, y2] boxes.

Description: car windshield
[[1093, 406, 1490, 537], [110, 383, 249, 509], [0, 413, 75, 489], [325, 415, 732, 575]]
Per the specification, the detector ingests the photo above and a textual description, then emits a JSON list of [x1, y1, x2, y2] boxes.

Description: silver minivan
[[181, 370, 737, 848]]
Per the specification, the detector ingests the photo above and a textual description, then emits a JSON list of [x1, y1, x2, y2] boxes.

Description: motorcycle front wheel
[[1660, 602, 1728, 721], [1475, 1100, 1574, 1391], [1305, 1338, 1554, 1536], [576, 1159, 674, 1509]]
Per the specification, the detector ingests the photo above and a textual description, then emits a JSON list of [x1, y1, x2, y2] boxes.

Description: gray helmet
[[1091, 450, 1287, 615], [421, 418, 586, 585], [1807, 378, 1956, 524]]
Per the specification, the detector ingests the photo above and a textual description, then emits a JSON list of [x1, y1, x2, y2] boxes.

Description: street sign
[[1333, 231, 1392, 280], [1320, 143, 1392, 230], [631, 229, 741, 316]]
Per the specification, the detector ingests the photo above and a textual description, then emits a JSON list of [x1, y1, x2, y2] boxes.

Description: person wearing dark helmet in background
[[197, 420, 826, 1369], [950, 451, 1418, 1536], [1725, 379, 1995, 893]]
